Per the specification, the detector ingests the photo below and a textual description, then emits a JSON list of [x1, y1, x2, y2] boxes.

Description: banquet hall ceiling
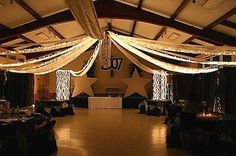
[[0, 0, 235, 54]]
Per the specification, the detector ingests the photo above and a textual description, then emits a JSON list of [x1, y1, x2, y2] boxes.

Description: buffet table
[[88, 97, 122, 109]]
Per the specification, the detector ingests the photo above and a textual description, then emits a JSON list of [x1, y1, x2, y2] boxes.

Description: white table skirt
[[88, 97, 122, 109]]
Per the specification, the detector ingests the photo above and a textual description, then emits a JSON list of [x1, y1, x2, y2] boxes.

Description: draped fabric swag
[[65, 0, 104, 40], [109, 33, 218, 74]]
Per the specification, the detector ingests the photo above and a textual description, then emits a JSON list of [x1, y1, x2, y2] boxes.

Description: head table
[[88, 97, 122, 109]]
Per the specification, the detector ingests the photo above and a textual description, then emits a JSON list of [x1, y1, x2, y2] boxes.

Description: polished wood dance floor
[[53, 108, 192, 156]]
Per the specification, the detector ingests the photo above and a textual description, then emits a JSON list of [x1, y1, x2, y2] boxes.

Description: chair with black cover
[[32, 119, 57, 156]]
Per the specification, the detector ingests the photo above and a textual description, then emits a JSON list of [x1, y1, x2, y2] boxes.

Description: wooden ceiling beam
[[0, 23, 34, 44], [153, 0, 190, 40], [205, 7, 236, 29], [183, 7, 236, 45], [107, 22, 112, 31], [0, 1, 235, 45], [0, 10, 73, 41], [14, 0, 41, 19], [96, 0, 235, 45], [130, 20, 137, 36], [170, 0, 190, 20], [130, 0, 143, 36], [220, 20, 236, 30], [15, 0, 65, 39], [183, 36, 223, 46], [153, 26, 167, 40], [47, 26, 65, 39], [183, 36, 195, 44]]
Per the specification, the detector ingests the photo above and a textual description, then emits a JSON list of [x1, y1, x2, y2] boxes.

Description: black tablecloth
[[0, 113, 57, 155], [37, 100, 74, 116]]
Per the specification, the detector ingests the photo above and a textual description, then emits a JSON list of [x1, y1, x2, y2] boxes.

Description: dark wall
[[0, 71, 34, 107], [173, 68, 236, 114], [173, 74, 204, 102], [0, 71, 4, 97], [223, 68, 236, 114]]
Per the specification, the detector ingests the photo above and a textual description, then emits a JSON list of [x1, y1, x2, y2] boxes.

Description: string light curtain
[[56, 70, 71, 100], [153, 70, 168, 101], [109, 32, 218, 74], [65, 0, 103, 40], [99, 33, 111, 70]]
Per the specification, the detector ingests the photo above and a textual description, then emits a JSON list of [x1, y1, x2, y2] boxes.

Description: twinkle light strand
[[109, 32, 218, 74], [114, 33, 236, 55], [0, 37, 90, 68], [10, 37, 94, 71], [0, 37, 87, 55], [9, 37, 98, 75], [110, 37, 165, 74], [70, 40, 103, 76], [126, 41, 236, 66]]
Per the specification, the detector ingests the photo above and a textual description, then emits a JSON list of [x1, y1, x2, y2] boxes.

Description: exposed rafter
[[183, 36, 195, 44], [0, 23, 34, 44], [154, 26, 167, 40], [205, 7, 236, 29], [0, 0, 235, 46], [47, 26, 65, 39], [185, 7, 236, 44], [0, 10, 72, 42], [14, 0, 41, 19], [0, 36, 19, 44], [108, 22, 112, 31], [130, 20, 137, 36], [15, 0, 65, 40], [183, 36, 223, 46], [170, 0, 191, 20], [130, 0, 143, 36], [153, 0, 190, 40], [220, 20, 236, 30]]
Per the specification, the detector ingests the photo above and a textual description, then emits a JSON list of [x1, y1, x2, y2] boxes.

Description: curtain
[[204, 72, 217, 108], [223, 68, 236, 114], [3, 72, 34, 107], [173, 73, 217, 112], [173, 68, 236, 114], [0, 70, 4, 98], [65, 0, 103, 40], [173, 74, 194, 100]]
